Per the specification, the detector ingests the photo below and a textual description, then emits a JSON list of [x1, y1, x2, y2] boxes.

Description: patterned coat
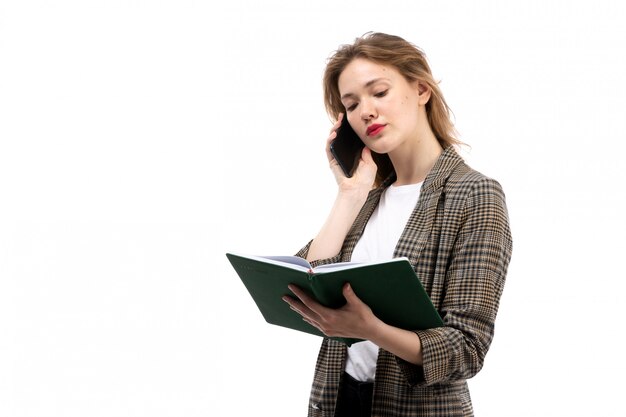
[[296, 146, 513, 417]]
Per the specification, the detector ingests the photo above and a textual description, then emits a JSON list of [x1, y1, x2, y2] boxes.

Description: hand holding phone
[[329, 116, 365, 178]]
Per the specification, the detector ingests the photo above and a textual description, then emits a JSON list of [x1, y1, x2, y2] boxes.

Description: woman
[[283, 32, 512, 417]]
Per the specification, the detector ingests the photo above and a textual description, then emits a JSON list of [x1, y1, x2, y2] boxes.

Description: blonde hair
[[323, 32, 463, 186]]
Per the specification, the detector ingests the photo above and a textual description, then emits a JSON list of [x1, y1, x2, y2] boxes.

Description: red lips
[[366, 124, 385, 136]]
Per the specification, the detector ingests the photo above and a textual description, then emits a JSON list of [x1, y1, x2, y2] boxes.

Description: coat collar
[[379, 146, 464, 194], [421, 146, 465, 193], [341, 146, 465, 263]]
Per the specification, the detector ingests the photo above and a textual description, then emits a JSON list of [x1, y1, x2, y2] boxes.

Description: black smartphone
[[329, 116, 365, 178]]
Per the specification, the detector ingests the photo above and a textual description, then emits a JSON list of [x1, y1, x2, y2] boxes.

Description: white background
[[1, 0, 625, 416]]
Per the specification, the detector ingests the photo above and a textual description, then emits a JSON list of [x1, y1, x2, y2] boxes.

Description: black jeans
[[334, 372, 374, 417]]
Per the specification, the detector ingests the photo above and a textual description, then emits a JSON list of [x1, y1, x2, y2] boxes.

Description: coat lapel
[[341, 147, 465, 267], [394, 147, 464, 266]]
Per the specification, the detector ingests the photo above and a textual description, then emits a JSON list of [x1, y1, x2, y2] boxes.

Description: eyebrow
[[341, 78, 390, 101]]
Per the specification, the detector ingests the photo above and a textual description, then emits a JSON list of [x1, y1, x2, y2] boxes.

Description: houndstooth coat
[[296, 146, 513, 417]]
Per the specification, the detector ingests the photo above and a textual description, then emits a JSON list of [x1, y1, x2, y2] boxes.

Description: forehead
[[338, 58, 402, 94]]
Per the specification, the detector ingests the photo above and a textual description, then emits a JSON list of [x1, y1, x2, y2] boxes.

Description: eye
[[345, 103, 358, 112], [374, 89, 388, 98]]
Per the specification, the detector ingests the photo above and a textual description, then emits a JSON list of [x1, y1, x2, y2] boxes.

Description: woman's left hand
[[282, 283, 380, 340]]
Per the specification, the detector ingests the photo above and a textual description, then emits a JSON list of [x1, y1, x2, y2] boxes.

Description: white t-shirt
[[345, 181, 423, 382]]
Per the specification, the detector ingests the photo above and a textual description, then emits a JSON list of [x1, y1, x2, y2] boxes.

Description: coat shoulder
[[444, 161, 505, 199]]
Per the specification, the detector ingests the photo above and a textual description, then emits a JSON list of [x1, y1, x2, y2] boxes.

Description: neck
[[388, 128, 443, 186]]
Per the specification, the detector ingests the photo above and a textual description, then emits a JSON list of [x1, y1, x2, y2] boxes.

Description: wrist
[[336, 186, 370, 206]]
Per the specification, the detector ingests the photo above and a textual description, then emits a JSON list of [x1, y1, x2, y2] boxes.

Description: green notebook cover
[[226, 253, 443, 346]]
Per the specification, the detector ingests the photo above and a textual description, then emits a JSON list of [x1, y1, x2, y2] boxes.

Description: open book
[[226, 253, 443, 346]]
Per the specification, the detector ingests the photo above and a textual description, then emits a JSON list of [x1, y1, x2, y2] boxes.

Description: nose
[[360, 98, 377, 121]]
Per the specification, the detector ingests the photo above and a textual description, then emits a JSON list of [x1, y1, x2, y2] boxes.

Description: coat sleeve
[[295, 240, 343, 268], [398, 177, 513, 386]]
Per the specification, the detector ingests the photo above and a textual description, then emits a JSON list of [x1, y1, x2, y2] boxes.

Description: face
[[338, 58, 430, 156]]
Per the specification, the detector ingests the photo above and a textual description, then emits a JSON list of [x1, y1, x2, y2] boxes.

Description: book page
[[257, 255, 313, 270], [313, 257, 409, 273], [312, 262, 362, 272]]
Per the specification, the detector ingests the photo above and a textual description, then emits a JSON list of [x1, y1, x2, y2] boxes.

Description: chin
[[368, 142, 396, 155]]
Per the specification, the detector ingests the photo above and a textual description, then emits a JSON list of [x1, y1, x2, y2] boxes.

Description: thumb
[[343, 283, 361, 304], [361, 146, 375, 164]]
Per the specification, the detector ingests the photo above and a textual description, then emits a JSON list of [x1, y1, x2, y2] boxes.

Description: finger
[[325, 113, 345, 158], [288, 303, 310, 318], [287, 284, 315, 303], [284, 287, 323, 317], [325, 131, 338, 162], [342, 283, 362, 305], [352, 147, 378, 182], [325, 129, 340, 162], [326, 117, 342, 158], [283, 293, 310, 312], [283, 295, 322, 322], [288, 284, 330, 317], [356, 147, 377, 172], [328, 112, 344, 134], [302, 316, 323, 332], [287, 284, 311, 301], [360, 146, 374, 164]]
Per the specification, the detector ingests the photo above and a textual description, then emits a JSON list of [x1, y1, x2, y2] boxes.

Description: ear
[[413, 81, 431, 105]]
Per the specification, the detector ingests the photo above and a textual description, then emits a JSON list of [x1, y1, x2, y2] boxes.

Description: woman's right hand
[[326, 113, 378, 198], [306, 113, 377, 263]]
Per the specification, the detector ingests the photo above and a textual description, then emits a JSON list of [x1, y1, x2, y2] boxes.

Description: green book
[[226, 253, 443, 346]]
